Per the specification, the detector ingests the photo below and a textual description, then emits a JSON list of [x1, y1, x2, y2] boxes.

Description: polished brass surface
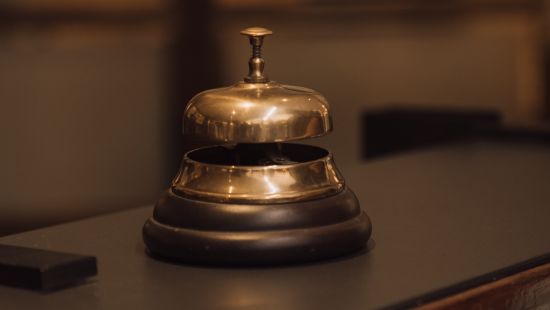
[[172, 144, 345, 204], [184, 82, 332, 143], [240, 27, 273, 37], [183, 27, 332, 143], [241, 27, 272, 83]]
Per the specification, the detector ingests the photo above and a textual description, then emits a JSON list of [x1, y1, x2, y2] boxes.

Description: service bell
[[143, 27, 372, 265]]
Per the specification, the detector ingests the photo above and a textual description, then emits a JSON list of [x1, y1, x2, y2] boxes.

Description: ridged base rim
[[143, 188, 372, 266]]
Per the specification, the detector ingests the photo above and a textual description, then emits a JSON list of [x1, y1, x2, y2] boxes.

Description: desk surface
[[1, 141, 550, 309]]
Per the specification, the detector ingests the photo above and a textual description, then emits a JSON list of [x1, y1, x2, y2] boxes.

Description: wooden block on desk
[[0, 244, 97, 290]]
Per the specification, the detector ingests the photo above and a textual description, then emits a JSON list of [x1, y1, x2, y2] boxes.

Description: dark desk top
[[1, 141, 550, 309]]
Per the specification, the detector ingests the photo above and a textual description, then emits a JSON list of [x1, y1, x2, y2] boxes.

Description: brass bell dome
[[183, 27, 332, 143]]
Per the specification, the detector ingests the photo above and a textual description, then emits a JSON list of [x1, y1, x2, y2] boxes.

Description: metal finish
[[183, 27, 332, 143], [172, 144, 345, 204], [240, 27, 273, 37], [184, 81, 332, 143], [240, 27, 272, 83]]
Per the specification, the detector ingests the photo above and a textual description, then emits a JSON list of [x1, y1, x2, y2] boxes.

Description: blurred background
[[1, 0, 549, 235]]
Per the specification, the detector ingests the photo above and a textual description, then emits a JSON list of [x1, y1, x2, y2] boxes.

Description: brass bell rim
[[180, 143, 336, 169], [173, 184, 346, 205], [171, 143, 346, 204]]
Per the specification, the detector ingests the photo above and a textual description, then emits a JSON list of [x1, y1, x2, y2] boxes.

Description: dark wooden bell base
[[143, 188, 372, 266]]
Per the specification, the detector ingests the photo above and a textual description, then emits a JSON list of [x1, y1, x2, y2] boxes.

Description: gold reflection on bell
[[184, 82, 332, 143], [174, 144, 344, 204]]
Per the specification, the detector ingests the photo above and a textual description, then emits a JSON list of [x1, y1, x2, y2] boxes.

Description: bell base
[[143, 188, 372, 266]]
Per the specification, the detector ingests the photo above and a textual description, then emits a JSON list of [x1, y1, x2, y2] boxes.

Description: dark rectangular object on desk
[[0, 244, 97, 290], [362, 107, 500, 159]]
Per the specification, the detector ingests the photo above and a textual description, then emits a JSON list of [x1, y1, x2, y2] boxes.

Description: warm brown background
[[1, 0, 549, 235]]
